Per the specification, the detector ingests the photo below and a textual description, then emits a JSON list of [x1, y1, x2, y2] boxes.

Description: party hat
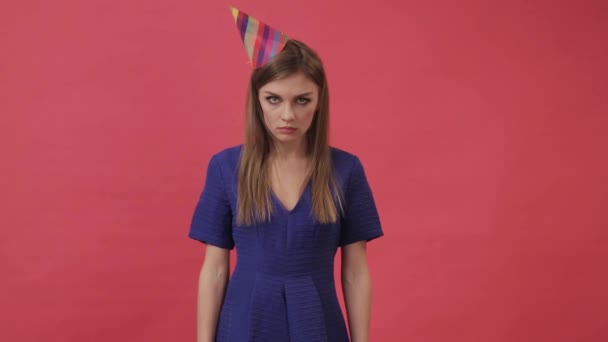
[[230, 6, 289, 68]]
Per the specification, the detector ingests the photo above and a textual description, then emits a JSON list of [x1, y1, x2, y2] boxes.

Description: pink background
[[3, 0, 607, 341]]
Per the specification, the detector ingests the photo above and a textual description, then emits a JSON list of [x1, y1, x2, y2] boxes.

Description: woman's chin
[[273, 134, 303, 144]]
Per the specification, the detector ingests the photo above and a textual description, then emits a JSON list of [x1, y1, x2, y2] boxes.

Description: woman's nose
[[281, 103, 295, 120]]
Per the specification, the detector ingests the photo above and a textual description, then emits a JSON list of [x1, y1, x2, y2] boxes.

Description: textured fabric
[[189, 145, 384, 342]]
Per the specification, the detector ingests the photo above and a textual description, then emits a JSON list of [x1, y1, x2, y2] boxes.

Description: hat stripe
[[232, 7, 247, 41], [237, 11, 248, 41], [244, 16, 259, 62], [268, 30, 280, 59], [256, 24, 271, 67], [251, 22, 265, 67], [278, 32, 287, 53]]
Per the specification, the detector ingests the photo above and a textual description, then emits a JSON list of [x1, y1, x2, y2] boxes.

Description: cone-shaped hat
[[230, 6, 289, 68]]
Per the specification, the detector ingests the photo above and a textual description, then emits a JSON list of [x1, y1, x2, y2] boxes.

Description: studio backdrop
[[2, 0, 607, 341]]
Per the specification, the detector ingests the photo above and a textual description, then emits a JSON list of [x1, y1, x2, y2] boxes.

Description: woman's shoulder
[[329, 145, 362, 173], [207, 144, 243, 178], [211, 144, 243, 162]]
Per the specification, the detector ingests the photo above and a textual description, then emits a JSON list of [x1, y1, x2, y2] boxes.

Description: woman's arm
[[341, 241, 372, 342], [197, 245, 230, 342]]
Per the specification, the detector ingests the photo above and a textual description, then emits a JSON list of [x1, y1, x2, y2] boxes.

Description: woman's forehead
[[260, 72, 318, 95]]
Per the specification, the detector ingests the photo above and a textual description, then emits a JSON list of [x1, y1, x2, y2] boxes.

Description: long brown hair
[[236, 39, 343, 226]]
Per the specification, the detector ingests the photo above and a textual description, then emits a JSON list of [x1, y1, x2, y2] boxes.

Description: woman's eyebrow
[[262, 91, 314, 97]]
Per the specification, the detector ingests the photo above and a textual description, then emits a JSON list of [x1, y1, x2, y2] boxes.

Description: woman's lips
[[278, 127, 296, 134]]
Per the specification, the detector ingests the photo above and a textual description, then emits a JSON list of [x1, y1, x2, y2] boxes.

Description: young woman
[[189, 12, 383, 342]]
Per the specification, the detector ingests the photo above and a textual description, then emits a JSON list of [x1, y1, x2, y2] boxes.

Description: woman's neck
[[270, 141, 308, 162]]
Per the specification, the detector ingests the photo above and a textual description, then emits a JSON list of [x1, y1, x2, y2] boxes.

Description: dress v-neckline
[[270, 180, 311, 215]]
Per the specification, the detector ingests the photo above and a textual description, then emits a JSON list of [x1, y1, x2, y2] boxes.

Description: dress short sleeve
[[188, 154, 235, 250], [339, 156, 384, 247]]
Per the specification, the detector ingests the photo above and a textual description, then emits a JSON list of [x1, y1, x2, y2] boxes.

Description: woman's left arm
[[341, 241, 372, 342]]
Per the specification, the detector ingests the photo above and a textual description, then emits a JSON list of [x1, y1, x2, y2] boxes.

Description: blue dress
[[189, 145, 384, 342]]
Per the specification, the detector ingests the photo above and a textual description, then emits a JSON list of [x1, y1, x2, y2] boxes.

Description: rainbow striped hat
[[230, 6, 289, 69]]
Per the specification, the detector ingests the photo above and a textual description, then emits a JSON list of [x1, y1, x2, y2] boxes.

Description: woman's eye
[[296, 98, 310, 105], [266, 96, 280, 104]]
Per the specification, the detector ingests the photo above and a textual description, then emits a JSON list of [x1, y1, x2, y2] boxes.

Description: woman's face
[[258, 71, 319, 147]]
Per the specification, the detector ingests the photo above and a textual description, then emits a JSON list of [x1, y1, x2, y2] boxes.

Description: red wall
[[3, 0, 607, 341]]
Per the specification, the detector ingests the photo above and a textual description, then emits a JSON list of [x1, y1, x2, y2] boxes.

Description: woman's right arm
[[197, 245, 231, 342]]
